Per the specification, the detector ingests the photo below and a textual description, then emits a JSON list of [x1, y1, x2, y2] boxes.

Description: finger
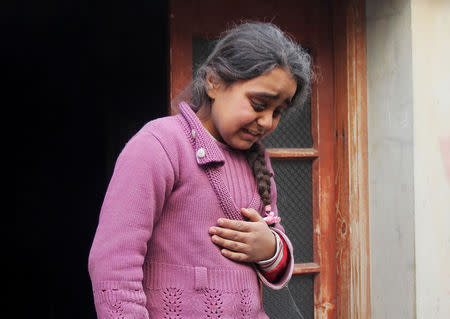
[[209, 227, 246, 243], [241, 208, 264, 222], [217, 218, 251, 232], [220, 249, 250, 263], [211, 235, 249, 253]]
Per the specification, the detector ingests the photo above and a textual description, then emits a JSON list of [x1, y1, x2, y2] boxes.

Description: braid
[[246, 143, 272, 206]]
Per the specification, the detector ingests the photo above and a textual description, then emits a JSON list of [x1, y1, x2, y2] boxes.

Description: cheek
[[228, 106, 255, 128], [213, 112, 240, 137], [214, 99, 255, 133]]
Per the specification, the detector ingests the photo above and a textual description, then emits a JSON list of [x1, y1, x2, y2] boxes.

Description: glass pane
[[263, 275, 314, 319], [271, 159, 313, 263]]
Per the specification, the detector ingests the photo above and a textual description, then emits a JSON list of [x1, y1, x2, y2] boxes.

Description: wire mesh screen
[[271, 159, 313, 262], [263, 159, 313, 318], [263, 275, 314, 319]]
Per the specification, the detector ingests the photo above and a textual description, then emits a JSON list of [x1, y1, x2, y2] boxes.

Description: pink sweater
[[88, 102, 294, 318]]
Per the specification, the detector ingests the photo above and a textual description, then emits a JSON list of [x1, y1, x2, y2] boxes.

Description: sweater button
[[191, 129, 196, 139], [196, 148, 206, 158]]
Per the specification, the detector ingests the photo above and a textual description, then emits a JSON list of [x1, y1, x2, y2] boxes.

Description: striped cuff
[[257, 230, 283, 271], [256, 230, 290, 283]]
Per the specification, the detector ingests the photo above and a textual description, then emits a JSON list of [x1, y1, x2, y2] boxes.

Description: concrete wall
[[366, 0, 416, 318], [411, 0, 450, 318], [367, 0, 450, 318]]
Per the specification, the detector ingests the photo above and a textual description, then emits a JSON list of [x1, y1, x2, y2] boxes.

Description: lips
[[244, 128, 260, 136], [242, 128, 264, 140]]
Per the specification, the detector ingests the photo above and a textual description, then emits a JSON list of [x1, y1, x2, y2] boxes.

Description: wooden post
[[333, 0, 371, 318]]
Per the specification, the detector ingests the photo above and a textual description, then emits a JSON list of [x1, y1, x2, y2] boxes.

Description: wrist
[[258, 230, 280, 264], [256, 232, 289, 283]]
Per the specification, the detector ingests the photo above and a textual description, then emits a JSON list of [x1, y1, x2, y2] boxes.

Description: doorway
[[169, 1, 337, 317]]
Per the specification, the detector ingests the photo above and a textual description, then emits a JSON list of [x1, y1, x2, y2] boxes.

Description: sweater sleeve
[[255, 151, 294, 290], [88, 129, 176, 319]]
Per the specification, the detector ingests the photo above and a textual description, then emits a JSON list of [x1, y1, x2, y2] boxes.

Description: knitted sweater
[[88, 102, 294, 318]]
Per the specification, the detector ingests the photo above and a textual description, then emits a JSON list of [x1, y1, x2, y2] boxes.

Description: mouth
[[242, 128, 263, 139]]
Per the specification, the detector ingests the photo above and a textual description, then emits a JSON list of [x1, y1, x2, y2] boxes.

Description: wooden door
[[169, 1, 336, 318]]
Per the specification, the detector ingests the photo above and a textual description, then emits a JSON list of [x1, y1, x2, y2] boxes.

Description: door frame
[[333, 0, 371, 318]]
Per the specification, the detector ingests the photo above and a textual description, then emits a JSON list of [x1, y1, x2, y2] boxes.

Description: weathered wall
[[366, 0, 416, 318], [411, 0, 450, 318]]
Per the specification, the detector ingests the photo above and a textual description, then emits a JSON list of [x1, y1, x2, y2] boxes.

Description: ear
[[205, 72, 221, 99]]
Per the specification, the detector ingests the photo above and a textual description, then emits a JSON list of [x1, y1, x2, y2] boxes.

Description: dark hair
[[193, 22, 311, 110], [192, 22, 312, 207]]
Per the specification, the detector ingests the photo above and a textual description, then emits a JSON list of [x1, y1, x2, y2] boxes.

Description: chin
[[228, 140, 255, 150]]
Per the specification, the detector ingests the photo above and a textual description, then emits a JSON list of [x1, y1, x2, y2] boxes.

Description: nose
[[256, 110, 274, 130]]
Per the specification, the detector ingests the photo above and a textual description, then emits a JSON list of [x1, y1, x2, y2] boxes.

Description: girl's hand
[[209, 208, 276, 263]]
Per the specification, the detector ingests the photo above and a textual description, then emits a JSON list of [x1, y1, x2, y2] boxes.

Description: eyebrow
[[250, 92, 292, 105]]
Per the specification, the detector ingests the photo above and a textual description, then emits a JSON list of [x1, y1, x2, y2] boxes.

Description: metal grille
[[271, 159, 313, 263], [262, 99, 312, 148], [262, 275, 314, 319]]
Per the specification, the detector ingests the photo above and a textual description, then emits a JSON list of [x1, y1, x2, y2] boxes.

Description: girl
[[88, 22, 311, 318]]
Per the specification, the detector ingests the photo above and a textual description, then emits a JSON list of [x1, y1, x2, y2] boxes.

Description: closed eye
[[251, 99, 287, 118], [250, 100, 266, 112]]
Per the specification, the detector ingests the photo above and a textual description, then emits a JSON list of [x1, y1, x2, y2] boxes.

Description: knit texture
[[216, 142, 259, 210], [88, 102, 294, 318]]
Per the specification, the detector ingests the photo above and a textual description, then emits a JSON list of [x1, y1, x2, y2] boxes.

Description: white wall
[[411, 0, 450, 318], [366, 0, 416, 317], [367, 0, 450, 318]]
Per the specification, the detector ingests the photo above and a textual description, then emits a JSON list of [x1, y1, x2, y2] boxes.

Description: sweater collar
[[178, 102, 225, 165]]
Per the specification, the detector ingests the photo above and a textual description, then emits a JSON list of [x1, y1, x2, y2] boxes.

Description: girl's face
[[200, 67, 297, 150]]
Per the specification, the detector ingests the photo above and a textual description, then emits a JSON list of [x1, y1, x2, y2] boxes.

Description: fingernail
[[217, 218, 224, 225], [209, 227, 216, 234]]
